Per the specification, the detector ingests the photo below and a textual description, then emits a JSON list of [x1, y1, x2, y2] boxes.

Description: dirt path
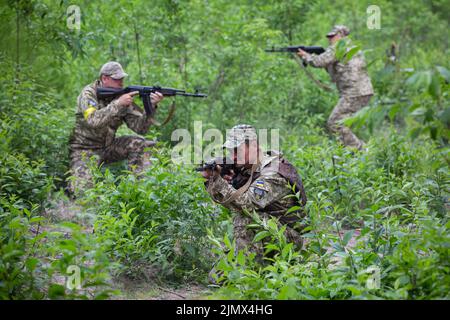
[[112, 276, 211, 300], [40, 195, 212, 300]]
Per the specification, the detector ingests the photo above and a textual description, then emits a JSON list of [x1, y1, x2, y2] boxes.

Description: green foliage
[[0, 198, 116, 299], [84, 155, 225, 282], [44, 222, 118, 300], [383, 216, 450, 299], [0, 153, 53, 208], [210, 133, 449, 299], [0, 0, 448, 300], [335, 38, 362, 63], [0, 59, 72, 184], [0, 199, 44, 299], [344, 65, 449, 144]]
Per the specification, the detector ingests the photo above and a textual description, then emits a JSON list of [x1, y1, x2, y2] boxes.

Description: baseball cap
[[223, 124, 258, 149], [326, 25, 350, 37], [99, 61, 128, 79]]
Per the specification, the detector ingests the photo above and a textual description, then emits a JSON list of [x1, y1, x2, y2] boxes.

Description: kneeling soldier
[[200, 124, 307, 255], [68, 61, 164, 196]]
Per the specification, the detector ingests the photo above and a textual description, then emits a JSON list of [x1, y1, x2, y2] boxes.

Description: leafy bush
[[0, 0, 448, 300], [0, 153, 53, 208], [0, 58, 72, 186], [209, 133, 449, 299], [0, 198, 44, 299], [84, 156, 226, 282], [0, 198, 117, 299]]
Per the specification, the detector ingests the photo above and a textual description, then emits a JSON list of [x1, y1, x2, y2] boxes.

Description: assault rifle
[[265, 45, 325, 54], [195, 157, 236, 177], [96, 85, 207, 117], [196, 157, 251, 189], [265, 46, 325, 67]]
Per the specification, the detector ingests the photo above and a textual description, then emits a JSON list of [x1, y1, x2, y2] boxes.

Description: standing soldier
[[68, 61, 164, 195], [297, 25, 374, 150], [200, 124, 307, 256]]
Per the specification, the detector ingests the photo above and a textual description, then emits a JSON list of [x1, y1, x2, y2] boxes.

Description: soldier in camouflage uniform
[[297, 25, 374, 150], [201, 125, 307, 255], [68, 61, 164, 195]]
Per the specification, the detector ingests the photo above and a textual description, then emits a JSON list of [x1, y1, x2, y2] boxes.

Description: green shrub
[[0, 153, 53, 208], [210, 133, 449, 299], [85, 157, 226, 282], [0, 197, 118, 300]]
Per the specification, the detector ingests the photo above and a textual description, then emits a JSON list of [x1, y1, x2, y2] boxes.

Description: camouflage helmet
[[99, 61, 128, 79], [223, 124, 258, 149], [326, 25, 350, 37]]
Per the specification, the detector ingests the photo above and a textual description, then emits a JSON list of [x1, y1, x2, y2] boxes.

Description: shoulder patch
[[252, 187, 266, 201]]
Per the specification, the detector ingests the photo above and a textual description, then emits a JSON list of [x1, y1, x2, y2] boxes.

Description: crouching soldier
[[200, 124, 308, 257], [68, 61, 164, 196]]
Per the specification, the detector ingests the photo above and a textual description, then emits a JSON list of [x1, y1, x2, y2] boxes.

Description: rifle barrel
[[265, 46, 325, 54]]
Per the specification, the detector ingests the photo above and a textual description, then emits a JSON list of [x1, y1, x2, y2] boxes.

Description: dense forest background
[[0, 0, 448, 299]]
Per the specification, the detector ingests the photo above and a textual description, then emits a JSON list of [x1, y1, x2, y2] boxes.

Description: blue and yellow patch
[[255, 180, 266, 189], [253, 187, 266, 201], [252, 180, 268, 201], [88, 99, 97, 107]]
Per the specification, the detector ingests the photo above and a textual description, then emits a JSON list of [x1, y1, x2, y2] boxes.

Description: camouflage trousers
[[233, 212, 303, 257], [327, 95, 372, 150], [68, 135, 154, 195]]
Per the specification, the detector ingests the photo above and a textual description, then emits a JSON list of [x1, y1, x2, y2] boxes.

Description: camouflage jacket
[[69, 80, 152, 149], [304, 43, 374, 97], [206, 152, 305, 224]]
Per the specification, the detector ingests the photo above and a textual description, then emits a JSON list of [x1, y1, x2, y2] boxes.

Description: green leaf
[[48, 284, 66, 299], [223, 234, 232, 250], [58, 221, 82, 231], [281, 243, 293, 259], [286, 206, 301, 214], [227, 248, 235, 263], [342, 230, 354, 246], [29, 216, 44, 224], [25, 257, 39, 271], [410, 107, 427, 116], [388, 104, 401, 121], [343, 45, 361, 63], [267, 219, 278, 231], [409, 127, 422, 140], [394, 275, 410, 289], [335, 39, 347, 61], [428, 72, 441, 100], [264, 243, 279, 254], [406, 71, 432, 90], [253, 230, 270, 243], [435, 66, 450, 82], [236, 250, 245, 265]]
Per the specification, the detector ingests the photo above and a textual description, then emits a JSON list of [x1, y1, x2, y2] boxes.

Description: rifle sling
[[217, 162, 259, 206], [292, 54, 333, 92], [148, 100, 176, 126]]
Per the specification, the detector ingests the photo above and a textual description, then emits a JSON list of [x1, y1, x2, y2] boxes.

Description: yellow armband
[[83, 107, 96, 120]]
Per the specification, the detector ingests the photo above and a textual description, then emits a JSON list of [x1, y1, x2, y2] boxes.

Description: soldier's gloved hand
[[117, 91, 139, 107], [150, 92, 164, 105]]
